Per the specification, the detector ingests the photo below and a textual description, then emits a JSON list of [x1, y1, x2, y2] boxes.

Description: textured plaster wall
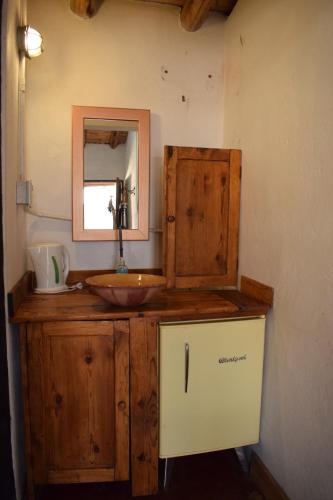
[[1, 0, 27, 497], [124, 131, 139, 228], [84, 143, 127, 180], [223, 1, 333, 499], [26, 0, 225, 270]]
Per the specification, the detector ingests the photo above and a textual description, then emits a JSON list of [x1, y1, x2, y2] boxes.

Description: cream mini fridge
[[159, 317, 265, 458]]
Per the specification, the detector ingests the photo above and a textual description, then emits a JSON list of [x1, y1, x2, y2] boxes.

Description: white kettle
[[28, 243, 70, 293]]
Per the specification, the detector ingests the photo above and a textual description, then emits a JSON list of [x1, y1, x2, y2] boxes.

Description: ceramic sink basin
[[86, 273, 167, 307]]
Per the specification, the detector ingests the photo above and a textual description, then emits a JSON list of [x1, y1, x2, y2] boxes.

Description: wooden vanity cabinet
[[13, 278, 271, 498], [22, 320, 130, 486]]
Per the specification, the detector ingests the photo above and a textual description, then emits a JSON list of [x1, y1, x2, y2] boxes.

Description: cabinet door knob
[[167, 215, 175, 223], [118, 400, 126, 411]]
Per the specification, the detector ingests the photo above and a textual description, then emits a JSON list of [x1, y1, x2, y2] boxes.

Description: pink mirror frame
[[72, 105, 150, 241]]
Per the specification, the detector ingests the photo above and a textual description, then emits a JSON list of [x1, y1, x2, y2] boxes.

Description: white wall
[[223, 1, 333, 499], [84, 142, 127, 180], [26, 0, 226, 270], [1, 0, 27, 497], [124, 131, 138, 228]]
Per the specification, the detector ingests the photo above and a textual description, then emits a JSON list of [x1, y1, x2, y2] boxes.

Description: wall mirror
[[72, 106, 150, 240]]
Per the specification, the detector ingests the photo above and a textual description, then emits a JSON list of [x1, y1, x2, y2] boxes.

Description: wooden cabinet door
[[27, 321, 129, 484], [163, 146, 241, 289]]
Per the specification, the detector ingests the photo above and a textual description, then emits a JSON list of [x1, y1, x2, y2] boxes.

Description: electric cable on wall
[[25, 206, 162, 231]]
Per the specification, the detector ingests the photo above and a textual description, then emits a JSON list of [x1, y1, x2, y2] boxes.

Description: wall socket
[[16, 180, 33, 205]]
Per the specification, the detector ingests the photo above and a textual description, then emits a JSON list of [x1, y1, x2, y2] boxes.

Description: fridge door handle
[[185, 342, 189, 393]]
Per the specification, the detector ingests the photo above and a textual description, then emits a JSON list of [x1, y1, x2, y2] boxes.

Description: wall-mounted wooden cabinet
[[163, 147, 241, 289], [24, 320, 129, 486]]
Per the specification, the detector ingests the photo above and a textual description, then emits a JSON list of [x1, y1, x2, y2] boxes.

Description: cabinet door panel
[[27, 321, 129, 484], [45, 331, 115, 469], [163, 146, 241, 288], [175, 159, 229, 277]]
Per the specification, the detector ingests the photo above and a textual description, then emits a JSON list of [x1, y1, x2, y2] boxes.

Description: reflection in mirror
[[83, 119, 138, 230], [72, 106, 150, 241]]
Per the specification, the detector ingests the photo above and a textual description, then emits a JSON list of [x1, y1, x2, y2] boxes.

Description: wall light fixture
[[17, 25, 44, 59]]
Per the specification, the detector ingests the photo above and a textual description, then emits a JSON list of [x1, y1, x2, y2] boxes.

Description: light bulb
[[18, 25, 44, 59]]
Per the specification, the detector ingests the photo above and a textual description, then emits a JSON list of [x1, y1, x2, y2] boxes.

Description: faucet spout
[[116, 225, 128, 273]]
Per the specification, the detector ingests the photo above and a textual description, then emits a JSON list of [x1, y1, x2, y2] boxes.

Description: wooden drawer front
[[27, 321, 129, 484]]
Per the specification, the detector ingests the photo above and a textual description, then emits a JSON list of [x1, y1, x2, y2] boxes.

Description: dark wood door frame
[[0, 0, 17, 498]]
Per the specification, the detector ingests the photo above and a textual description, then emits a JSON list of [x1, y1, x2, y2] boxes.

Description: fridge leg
[[163, 458, 169, 489], [235, 446, 249, 473], [162, 457, 175, 490]]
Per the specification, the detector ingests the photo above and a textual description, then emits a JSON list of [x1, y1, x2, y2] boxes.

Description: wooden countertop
[[10, 276, 272, 323]]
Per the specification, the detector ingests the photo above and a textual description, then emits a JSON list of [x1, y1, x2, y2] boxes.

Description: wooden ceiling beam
[[69, 0, 238, 28], [180, 0, 215, 32], [139, 1, 238, 16], [70, 0, 104, 19]]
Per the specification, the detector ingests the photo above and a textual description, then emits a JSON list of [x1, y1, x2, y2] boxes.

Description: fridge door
[[159, 318, 265, 458]]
